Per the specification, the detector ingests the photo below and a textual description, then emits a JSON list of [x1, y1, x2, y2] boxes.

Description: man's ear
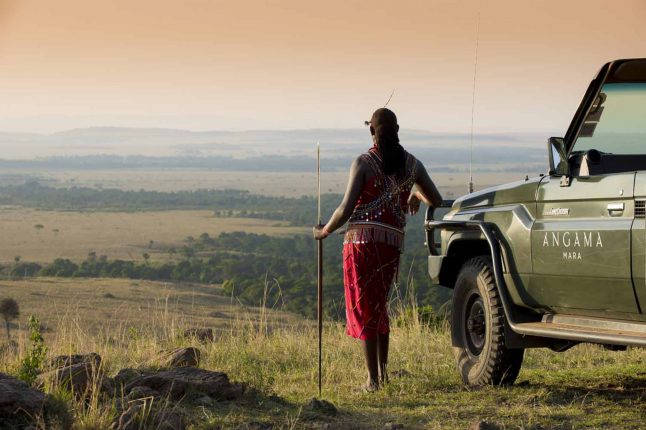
[[396, 124, 400, 132]]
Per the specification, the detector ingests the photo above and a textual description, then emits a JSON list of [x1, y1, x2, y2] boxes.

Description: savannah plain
[[0, 168, 645, 429], [0, 207, 304, 263]]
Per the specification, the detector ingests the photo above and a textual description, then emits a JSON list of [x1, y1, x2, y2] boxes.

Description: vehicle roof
[[603, 58, 646, 83]]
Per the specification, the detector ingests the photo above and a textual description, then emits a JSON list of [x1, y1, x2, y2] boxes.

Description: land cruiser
[[425, 58, 646, 386]]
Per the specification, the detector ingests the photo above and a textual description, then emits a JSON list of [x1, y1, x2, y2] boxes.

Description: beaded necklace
[[344, 147, 416, 249]]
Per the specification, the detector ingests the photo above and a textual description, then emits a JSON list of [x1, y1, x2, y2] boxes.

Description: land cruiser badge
[[544, 207, 570, 216]]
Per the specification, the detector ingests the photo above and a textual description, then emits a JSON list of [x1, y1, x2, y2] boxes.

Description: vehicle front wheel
[[451, 256, 524, 386]]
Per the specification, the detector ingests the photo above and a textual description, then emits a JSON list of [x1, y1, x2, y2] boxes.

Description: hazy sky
[[0, 0, 644, 134]]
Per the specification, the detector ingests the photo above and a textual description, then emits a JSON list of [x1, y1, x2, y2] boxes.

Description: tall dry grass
[[1, 277, 645, 429]]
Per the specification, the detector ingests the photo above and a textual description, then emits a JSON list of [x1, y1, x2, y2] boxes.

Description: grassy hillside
[[0, 279, 644, 429], [0, 278, 301, 341]]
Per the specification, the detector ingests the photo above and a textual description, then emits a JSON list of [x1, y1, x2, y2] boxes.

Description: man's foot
[[354, 376, 380, 393], [354, 382, 379, 394]]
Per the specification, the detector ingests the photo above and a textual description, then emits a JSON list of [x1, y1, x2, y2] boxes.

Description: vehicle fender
[[432, 231, 490, 288]]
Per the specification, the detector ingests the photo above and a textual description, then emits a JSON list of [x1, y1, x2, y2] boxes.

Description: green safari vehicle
[[425, 58, 646, 386]]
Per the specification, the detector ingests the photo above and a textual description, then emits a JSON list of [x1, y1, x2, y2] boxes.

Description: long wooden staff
[[316, 142, 323, 397]]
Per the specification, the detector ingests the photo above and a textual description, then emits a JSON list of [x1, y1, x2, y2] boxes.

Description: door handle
[[607, 203, 624, 216]]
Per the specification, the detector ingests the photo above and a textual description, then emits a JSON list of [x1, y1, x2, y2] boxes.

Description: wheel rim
[[463, 291, 486, 358]]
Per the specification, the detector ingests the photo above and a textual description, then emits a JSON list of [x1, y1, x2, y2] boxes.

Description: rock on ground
[[0, 372, 46, 421], [115, 404, 143, 430], [194, 395, 215, 407], [35, 361, 102, 395], [158, 347, 201, 367], [114, 404, 186, 430], [47, 352, 101, 369], [154, 409, 186, 430], [122, 366, 243, 401], [125, 385, 160, 401], [112, 368, 145, 387]]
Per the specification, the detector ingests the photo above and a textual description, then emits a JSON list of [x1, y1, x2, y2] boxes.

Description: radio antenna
[[468, 0, 483, 194], [384, 89, 395, 108]]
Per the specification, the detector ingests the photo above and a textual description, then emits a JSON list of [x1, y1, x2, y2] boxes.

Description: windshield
[[572, 82, 646, 155]]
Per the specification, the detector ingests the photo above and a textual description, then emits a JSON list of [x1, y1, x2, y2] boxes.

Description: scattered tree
[[0, 298, 20, 340], [10, 262, 42, 279], [180, 246, 195, 259], [34, 224, 44, 231], [10, 256, 21, 280]]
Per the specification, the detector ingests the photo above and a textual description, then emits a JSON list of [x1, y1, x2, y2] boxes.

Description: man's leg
[[377, 332, 389, 384], [362, 338, 380, 389]]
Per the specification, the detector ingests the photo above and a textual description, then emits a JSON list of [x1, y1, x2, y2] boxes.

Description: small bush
[[18, 315, 48, 384]]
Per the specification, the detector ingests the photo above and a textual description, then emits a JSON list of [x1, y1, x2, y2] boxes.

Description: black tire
[[451, 256, 524, 386]]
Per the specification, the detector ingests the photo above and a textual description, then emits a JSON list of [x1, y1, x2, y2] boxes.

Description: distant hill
[[0, 127, 549, 172]]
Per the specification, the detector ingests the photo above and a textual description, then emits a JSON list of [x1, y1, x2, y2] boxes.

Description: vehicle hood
[[452, 176, 543, 211]]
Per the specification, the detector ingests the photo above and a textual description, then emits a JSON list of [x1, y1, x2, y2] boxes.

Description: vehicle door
[[530, 172, 637, 315], [530, 62, 646, 317]]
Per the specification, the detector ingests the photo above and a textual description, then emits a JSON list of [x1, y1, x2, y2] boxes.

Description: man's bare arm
[[413, 159, 443, 207], [325, 157, 366, 232], [313, 157, 365, 239]]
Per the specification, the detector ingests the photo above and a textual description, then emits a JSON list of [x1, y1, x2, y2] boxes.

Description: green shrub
[[18, 315, 48, 384]]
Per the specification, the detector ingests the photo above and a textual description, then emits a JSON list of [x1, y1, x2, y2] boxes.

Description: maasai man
[[313, 108, 442, 391]]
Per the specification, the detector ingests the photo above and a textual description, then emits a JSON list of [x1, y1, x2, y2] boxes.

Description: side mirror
[[547, 137, 568, 176]]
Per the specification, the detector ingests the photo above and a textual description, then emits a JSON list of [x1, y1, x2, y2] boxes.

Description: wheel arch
[[438, 234, 491, 288]]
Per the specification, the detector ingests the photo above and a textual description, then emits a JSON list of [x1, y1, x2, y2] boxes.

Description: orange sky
[[0, 0, 644, 133]]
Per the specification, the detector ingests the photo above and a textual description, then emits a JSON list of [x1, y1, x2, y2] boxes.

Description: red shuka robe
[[342, 147, 416, 340]]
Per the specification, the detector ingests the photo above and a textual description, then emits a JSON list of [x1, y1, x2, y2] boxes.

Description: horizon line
[[0, 125, 559, 136]]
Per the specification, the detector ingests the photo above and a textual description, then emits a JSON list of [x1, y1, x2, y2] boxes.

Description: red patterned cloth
[[342, 147, 416, 340], [343, 241, 401, 339]]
